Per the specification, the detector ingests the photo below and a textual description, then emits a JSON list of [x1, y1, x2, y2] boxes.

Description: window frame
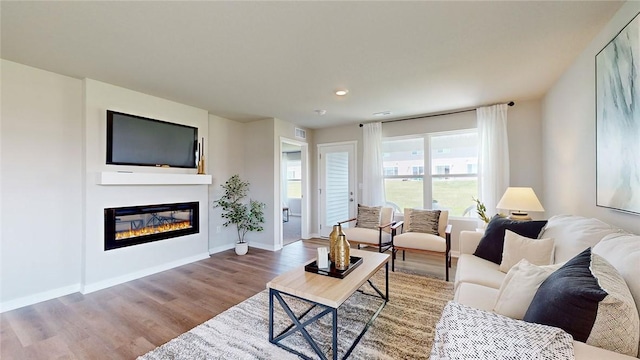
[[382, 128, 478, 218]]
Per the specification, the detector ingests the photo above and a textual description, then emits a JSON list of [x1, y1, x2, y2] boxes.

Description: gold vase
[[334, 234, 350, 270], [329, 224, 345, 263]]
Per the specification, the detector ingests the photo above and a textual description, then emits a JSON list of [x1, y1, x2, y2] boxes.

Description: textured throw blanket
[[430, 302, 575, 360]]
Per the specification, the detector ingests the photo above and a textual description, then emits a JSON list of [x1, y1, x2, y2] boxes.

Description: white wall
[[241, 119, 276, 250], [1, 60, 83, 311], [508, 99, 544, 194], [311, 103, 545, 253], [82, 79, 210, 292], [207, 114, 246, 253], [542, 1, 640, 234]]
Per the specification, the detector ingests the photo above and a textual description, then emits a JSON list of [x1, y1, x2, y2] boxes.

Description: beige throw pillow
[[356, 204, 381, 229], [499, 230, 555, 273], [493, 259, 563, 319], [407, 209, 440, 235]]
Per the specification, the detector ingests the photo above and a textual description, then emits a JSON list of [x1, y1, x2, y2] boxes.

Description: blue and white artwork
[[596, 13, 640, 214]]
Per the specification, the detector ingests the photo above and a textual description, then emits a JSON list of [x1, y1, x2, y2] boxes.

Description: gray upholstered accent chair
[[339, 206, 395, 254], [392, 209, 452, 281]]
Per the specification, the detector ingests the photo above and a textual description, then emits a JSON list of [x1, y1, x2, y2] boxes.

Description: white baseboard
[[249, 242, 277, 251], [451, 250, 460, 258], [209, 243, 235, 254], [80, 252, 210, 294], [1, 283, 81, 313]]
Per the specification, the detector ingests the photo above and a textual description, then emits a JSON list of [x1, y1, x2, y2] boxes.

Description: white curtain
[[362, 122, 386, 206], [477, 104, 510, 216]]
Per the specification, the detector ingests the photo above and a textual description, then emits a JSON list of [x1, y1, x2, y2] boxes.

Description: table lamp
[[496, 187, 544, 220]]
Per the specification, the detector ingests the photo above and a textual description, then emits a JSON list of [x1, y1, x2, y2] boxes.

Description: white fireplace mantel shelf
[[97, 171, 212, 186]]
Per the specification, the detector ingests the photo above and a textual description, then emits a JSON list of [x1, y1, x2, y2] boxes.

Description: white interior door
[[319, 142, 356, 237]]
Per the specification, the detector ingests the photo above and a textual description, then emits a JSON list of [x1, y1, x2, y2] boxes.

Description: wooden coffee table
[[267, 249, 389, 360]]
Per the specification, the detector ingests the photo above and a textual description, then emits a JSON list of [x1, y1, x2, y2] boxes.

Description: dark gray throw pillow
[[473, 215, 547, 265], [523, 248, 639, 356]]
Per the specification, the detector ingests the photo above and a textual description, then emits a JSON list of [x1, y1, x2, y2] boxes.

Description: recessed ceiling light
[[373, 111, 392, 116], [335, 89, 349, 96], [314, 109, 327, 115]]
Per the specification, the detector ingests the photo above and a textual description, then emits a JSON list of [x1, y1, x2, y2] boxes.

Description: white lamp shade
[[496, 187, 545, 212]]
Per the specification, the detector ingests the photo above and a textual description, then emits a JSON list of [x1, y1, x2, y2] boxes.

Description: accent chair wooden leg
[[402, 250, 405, 261]]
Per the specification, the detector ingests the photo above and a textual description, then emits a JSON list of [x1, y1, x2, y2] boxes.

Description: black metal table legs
[[268, 263, 389, 360]]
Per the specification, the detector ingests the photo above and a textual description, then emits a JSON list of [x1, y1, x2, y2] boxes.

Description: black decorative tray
[[304, 256, 363, 279]]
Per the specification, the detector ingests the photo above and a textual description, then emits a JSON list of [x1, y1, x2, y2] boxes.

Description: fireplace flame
[[115, 221, 192, 240]]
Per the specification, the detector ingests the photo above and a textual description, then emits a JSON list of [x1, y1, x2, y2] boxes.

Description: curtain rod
[[359, 101, 515, 127]]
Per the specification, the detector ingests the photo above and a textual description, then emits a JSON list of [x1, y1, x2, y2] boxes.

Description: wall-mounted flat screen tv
[[106, 110, 198, 168]]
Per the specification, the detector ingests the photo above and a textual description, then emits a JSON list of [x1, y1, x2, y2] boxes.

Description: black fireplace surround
[[104, 202, 199, 250]]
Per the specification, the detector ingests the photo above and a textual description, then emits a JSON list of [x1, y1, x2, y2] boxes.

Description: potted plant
[[472, 197, 491, 229], [213, 174, 265, 255]]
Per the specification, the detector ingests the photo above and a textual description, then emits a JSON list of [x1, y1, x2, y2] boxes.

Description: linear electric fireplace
[[104, 202, 199, 250]]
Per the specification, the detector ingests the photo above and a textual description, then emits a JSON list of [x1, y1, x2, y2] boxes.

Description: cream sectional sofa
[[454, 215, 640, 359]]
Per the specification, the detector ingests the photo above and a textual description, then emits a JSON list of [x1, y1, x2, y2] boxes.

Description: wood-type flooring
[[0, 239, 457, 359]]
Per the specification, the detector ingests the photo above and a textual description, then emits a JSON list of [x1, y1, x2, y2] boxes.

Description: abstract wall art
[[596, 12, 640, 215]]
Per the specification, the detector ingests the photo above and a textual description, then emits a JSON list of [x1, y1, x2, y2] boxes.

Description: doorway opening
[[280, 138, 308, 246]]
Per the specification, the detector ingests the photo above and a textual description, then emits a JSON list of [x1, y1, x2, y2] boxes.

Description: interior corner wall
[[82, 79, 210, 293], [1, 60, 83, 311], [542, 1, 640, 234], [507, 99, 544, 195], [243, 118, 277, 250], [207, 114, 246, 253]]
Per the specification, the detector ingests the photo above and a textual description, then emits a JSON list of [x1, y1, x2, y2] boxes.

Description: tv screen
[[106, 110, 197, 168]]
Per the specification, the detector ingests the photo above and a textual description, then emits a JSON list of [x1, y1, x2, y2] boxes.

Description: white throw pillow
[[493, 259, 563, 319], [499, 230, 555, 273]]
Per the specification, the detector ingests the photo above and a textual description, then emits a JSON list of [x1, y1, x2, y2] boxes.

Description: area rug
[[138, 270, 454, 360]]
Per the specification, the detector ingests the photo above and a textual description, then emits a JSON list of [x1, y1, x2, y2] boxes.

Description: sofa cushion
[[499, 230, 555, 272], [407, 209, 440, 235], [454, 282, 499, 312], [494, 259, 563, 320], [394, 232, 445, 252], [343, 227, 390, 245], [355, 204, 380, 229], [541, 214, 619, 263], [523, 248, 640, 357], [473, 215, 547, 265], [454, 254, 505, 291], [593, 232, 640, 357], [574, 341, 638, 360]]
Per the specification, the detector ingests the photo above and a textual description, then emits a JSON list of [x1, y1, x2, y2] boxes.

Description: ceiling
[[1, 1, 623, 129]]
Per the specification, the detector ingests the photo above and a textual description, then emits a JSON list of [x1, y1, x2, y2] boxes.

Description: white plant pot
[[235, 242, 248, 255]]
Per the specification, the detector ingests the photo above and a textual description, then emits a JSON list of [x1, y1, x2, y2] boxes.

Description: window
[[383, 130, 478, 217], [435, 165, 450, 175], [286, 158, 301, 198], [384, 166, 398, 176], [382, 138, 424, 211]]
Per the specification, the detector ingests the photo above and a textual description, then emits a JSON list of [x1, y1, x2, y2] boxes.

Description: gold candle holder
[[197, 156, 205, 174], [334, 234, 350, 270], [328, 224, 345, 263]]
